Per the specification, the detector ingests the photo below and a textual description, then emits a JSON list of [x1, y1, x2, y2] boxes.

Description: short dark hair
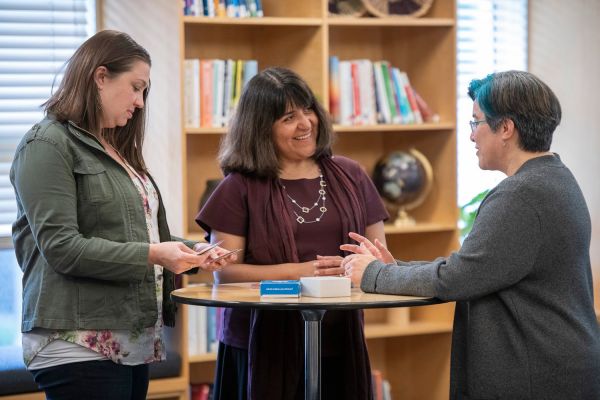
[[44, 30, 152, 173], [468, 70, 561, 152], [219, 67, 334, 178]]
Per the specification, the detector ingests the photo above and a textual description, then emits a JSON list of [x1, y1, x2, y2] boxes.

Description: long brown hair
[[219, 67, 334, 178], [43, 30, 152, 173]]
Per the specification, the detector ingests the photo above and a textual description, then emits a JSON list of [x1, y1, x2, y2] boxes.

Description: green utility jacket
[[11, 115, 192, 332]]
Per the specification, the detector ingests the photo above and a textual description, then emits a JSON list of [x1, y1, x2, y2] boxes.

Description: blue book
[[242, 59, 258, 88], [260, 280, 301, 297]]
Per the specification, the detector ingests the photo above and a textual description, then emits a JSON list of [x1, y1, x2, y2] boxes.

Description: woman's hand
[[341, 254, 377, 286], [340, 232, 395, 264], [193, 242, 239, 270], [149, 242, 236, 274], [313, 255, 344, 276]]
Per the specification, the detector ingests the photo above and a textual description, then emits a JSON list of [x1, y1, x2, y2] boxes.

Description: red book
[[191, 383, 210, 400]]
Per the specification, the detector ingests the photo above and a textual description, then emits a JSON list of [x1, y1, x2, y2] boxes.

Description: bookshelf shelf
[[180, 1, 457, 399], [365, 321, 453, 339], [334, 122, 455, 132], [189, 353, 218, 363], [327, 17, 454, 27], [183, 16, 323, 26], [383, 223, 456, 234]]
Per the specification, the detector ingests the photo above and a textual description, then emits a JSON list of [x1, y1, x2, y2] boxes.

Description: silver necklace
[[282, 174, 328, 224]]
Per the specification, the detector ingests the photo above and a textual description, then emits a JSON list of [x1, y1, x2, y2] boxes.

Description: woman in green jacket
[[10, 30, 234, 400]]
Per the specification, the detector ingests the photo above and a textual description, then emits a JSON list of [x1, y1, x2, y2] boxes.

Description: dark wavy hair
[[219, 67, 334, 178], [43, 30, 151, 174], [468, 70, 561, 152]]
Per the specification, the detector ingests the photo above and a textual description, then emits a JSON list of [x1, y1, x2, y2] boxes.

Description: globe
[[372, 148, 433, 226]]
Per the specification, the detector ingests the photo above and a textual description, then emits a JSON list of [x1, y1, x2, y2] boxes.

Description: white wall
[[102, 0, 184, 235], [530, 0, 600, 301]]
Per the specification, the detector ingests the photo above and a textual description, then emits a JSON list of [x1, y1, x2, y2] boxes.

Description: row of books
[[188, 302, 219, 355], [190, 383, 214, 400], [182, 0, 263, 18], [183, 59, 258, 128], [329, 56, 438, 126]]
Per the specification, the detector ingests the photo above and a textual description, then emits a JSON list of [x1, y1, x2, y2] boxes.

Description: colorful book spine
[[350, 61, 362, 124], [255, 0, 263, 17], [399, 71, 423, 123], [373, 61, 390, 124], [199, 60, 213, 127], [328, 56, 340, 123], [380, 62, 401, 124], [243, 59, 258, 88], [391, 67, 414, 124]]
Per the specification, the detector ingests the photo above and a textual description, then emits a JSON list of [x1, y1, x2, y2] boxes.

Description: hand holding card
[[209, 248, 241, 263]]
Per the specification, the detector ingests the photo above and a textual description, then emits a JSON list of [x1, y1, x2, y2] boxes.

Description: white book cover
[[338, 60, 353, 126], [358, 59, 377, 125], [223, 59, 235, 126], [187, 305, 198, 355], [197, 306, 208, 354], [212, 59, 225, 127], [183, 59, 200, 128]]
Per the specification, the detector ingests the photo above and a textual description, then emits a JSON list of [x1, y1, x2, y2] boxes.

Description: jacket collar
[[64, 119, 106, 153]]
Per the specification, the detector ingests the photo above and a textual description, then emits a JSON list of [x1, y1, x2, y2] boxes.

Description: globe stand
[[393, 207, 416, 227]]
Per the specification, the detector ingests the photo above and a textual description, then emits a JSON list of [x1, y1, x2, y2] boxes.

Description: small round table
[[171, 283, 443, 400]]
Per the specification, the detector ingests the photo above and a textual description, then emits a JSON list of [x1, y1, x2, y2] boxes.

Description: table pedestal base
[[301, 309, 326, 400]]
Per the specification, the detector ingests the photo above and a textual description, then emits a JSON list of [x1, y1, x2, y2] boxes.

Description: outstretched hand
[[340, 232, 395, 263], [339, 232, 395, 286]]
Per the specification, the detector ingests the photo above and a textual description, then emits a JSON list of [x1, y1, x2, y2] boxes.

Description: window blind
[[457, 0, 528, 206], [0, 0, 95, 237]]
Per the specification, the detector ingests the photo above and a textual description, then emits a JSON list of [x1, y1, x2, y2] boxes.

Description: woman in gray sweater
[[341, 70, 600, 400]]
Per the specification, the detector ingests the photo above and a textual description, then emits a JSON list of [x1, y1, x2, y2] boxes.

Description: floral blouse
[[23, 169, 165, 366]]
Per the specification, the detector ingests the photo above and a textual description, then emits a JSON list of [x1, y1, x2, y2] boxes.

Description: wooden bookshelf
[[179, 1, 457, 399]]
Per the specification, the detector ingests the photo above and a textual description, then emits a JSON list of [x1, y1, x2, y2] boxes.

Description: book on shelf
[[371, 369, 392, 400], [329, 56, 340, 123], [358, 59, 377, 125], [338, 60, 354, 126], [399, 71, 424, 124], [372, 61, 391, 124], [380, 61, 402, 124], [183, 59, 201, 128], [391, 67, 415, 124], [190, 383, 212, 400], [200, 60, 213, 127], [371, 369, 383, 400]]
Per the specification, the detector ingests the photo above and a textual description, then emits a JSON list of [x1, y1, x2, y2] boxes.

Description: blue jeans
[[31, 360, 149, 400]]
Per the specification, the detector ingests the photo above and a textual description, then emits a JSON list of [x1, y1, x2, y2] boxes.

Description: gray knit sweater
[[362, 154, 600, 400]]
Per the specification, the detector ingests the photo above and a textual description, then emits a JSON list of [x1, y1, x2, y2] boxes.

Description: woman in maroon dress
[[196, 67, 388, 400]]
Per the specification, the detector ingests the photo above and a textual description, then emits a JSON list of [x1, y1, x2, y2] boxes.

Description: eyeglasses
[[469, 119, 487, 132]]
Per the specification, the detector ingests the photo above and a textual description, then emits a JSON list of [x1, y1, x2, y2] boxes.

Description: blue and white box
[[259, 280, 301, 298]]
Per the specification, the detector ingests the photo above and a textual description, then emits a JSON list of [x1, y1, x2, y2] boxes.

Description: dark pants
[[31, 360, 149, 400]]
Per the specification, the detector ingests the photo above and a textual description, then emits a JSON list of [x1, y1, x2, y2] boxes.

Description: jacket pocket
[[78, 280, 138, 329], [74, 160, 114, 204]]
